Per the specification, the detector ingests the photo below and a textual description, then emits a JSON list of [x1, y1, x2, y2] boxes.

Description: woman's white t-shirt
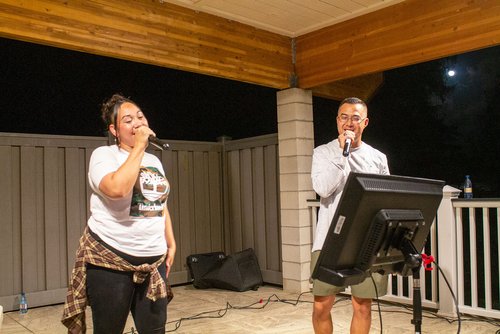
[[87, 145, 169, 257]]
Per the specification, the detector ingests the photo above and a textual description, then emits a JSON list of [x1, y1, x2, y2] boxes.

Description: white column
[[276, 88, 316, 293], [436, 185, 461, 316]]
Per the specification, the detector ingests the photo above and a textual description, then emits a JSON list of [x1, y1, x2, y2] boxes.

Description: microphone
[[342, 138, 352, 157], [148, 135, 170, 150]]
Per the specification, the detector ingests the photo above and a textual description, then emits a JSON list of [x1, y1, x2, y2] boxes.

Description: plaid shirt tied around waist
[[61, 227, 167, 334]]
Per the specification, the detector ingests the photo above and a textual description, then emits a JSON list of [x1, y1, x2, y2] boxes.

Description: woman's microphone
[[148, 135, 170, 150]]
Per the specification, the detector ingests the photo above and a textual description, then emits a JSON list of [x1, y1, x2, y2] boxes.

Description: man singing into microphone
[[310, 97, 389, 334]]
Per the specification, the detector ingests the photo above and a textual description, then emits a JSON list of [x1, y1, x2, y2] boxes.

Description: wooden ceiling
[[1, 0, 499, 100], [165, 0, 405, 37]]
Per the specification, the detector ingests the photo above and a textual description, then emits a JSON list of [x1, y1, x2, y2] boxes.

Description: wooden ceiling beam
[[311, 73, 384, 102], [0, 0, 293, 89], [296, 0, 500, 89]]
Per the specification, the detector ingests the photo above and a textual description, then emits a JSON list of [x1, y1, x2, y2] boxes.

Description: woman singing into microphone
[[62, 93, 176, 334]]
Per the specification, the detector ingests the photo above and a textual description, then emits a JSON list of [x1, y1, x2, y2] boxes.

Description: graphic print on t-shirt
[[130, 166, 169, 217]]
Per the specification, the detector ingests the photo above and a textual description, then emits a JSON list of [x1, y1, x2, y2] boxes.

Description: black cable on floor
[[161, 291, 348, 333], [164, 291, 320, 332]]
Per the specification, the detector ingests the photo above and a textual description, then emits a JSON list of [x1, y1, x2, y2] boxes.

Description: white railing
[[307, 186, 500, 319], [451, 197, 500, 318]]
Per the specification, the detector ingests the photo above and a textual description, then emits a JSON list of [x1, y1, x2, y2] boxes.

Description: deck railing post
[[436, 185, 461, 316]]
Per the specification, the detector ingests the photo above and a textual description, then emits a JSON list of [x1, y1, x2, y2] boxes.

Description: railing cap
[[443, 185, 461, 198]]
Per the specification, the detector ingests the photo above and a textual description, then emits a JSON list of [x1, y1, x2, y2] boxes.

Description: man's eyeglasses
[[337, 114, 366, 124]]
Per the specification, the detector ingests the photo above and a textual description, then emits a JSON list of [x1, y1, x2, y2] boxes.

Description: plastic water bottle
[[19, 292, 28, 314], [464, 175, 473, 199]]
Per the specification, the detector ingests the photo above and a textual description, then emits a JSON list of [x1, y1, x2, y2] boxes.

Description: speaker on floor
[[186, 251, 226, 289], [186, 248, 263, 292]]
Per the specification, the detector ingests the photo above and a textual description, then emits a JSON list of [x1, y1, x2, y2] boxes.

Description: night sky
[[1, 37, 499, 196], [0, 37, 279, 141]]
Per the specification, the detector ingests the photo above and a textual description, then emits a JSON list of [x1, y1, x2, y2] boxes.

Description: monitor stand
[[399, 237, 423, 334]]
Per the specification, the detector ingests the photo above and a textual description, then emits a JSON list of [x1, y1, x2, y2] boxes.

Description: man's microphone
[[148, 135, 170, 150], [342, 138, 352, 157]]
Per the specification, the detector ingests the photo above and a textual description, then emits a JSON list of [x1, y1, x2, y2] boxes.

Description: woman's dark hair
[[101, 93, 136, 128]]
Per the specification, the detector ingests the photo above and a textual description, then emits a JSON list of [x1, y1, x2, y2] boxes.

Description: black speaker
[[186, 248, 263, 292], [186, 251, 226, 289]]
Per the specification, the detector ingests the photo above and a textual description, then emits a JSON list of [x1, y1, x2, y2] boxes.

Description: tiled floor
[[1, 284, 499, 333]]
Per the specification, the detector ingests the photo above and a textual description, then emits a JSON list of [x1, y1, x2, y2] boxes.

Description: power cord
[[122, 276, 499, 334], [165, 291, 326, 332], [369, 254, 473, 334], [372, 255, 500, 334], [370, 274, 383, 333], [122, 290, 349, 333], [432, 258, 461, 333]]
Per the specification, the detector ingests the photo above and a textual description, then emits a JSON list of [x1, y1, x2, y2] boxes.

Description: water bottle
[[19, 292, 28, 314], [464, 175, 473, 199]]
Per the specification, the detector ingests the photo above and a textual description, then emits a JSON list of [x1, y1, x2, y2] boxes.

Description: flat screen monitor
[[311, 173, 445, 287]]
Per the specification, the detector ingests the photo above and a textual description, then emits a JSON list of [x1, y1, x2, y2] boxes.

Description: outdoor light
[[447, 69, 456, 77]]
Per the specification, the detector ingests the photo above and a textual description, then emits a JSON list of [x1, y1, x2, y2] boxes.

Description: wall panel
[[240, 148, 255, 249], [225, 134, 282, 284], [208, 151, 223, 250], [193, 151, 211, 253], [20, 146, 39, 293], [0, 146, 14, 296], [43, 147, 64, 290], [227, 150, 243, 250], [176, 150, 194, 273], [252, 146, 267, 270], [264, 144, 281, 273]]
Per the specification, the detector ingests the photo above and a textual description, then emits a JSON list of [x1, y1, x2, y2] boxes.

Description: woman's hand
[[166, 247, 176, 277], [133, 125, 155, 151]]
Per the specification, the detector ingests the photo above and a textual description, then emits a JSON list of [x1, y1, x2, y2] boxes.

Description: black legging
[[86, 232, 167, 334]]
